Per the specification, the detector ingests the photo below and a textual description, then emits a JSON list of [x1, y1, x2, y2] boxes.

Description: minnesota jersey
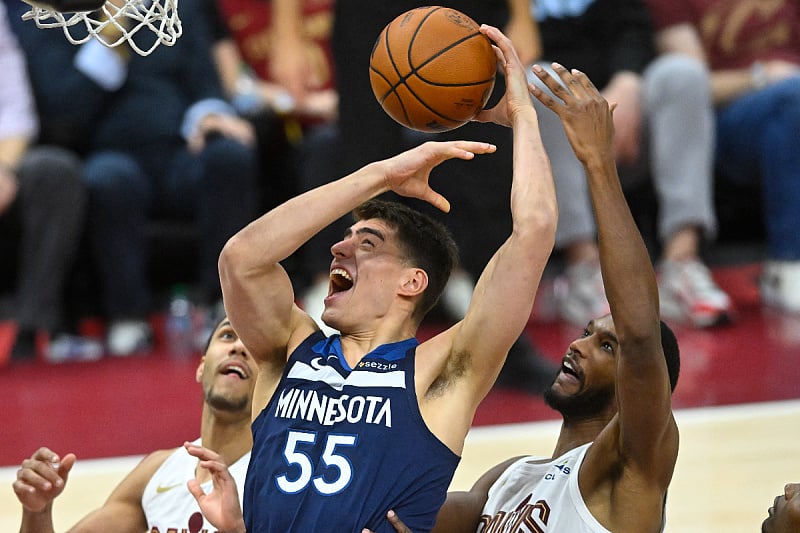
[[244, 331, 460, 533], [479, 443, 610, 533], [142, 438, 250, 533]]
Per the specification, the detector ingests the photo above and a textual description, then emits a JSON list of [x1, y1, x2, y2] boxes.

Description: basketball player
[[187, 25, 557, 533], [367, 64, 680, 533], [762, 483, 800, 533], [12, 316, 256, 533]]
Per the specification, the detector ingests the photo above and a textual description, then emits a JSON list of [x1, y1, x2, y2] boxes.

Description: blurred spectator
[[646, 0, 800, 314], [206, 0, 338, 287], [10, 0, 260, 357], [527, 0, 732, 329], [266, 0, 558, 394], [212, 0, 337, 127], [0, 2, 89, 365]]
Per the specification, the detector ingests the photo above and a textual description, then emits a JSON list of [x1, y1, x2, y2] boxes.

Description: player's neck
[[200, 409, 253, 464], [339, 317, 418, 367], [552, 416, 612, 458]]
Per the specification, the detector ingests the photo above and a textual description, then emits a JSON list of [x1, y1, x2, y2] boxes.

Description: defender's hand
[[13, 447, 76, 512]]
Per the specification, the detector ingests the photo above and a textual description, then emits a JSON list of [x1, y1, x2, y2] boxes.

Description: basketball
[[369, 6, 497, 133]]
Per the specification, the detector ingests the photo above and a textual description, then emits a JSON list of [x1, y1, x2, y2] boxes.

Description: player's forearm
[[19, 505, 56, 533], [509, 110, 557, 238], [221, 162, 390, 269], [465, 113, 555, 345], [584, 153, 659, 333]]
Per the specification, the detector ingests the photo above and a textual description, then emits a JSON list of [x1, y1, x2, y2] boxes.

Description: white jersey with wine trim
[[479, 443, 610, 532], [141, 437, 250, 533]]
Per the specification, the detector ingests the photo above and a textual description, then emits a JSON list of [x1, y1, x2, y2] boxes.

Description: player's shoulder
[[103, 447, 180, 504], [135, 447, 180, 476]]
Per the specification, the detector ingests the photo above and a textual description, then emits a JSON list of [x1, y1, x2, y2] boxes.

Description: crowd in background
[[1, 0, 799, 370]]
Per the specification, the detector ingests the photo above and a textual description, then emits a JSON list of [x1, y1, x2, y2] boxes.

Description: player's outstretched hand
[[362, 509, 414, 533], [473, 24, 537, 128], [529, 63, 615, 163], [381, 140, 496, 213], [184, 442, 246, 533], [13, 447, 76, 512]]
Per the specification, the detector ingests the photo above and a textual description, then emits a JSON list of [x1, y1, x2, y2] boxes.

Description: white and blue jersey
[[244, 331, 460, 532]]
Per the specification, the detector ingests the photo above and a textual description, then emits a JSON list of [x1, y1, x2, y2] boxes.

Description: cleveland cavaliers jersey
[[142, 438, 250, 533], [479, 443, 611, 533], [244, 331, 460, 533]]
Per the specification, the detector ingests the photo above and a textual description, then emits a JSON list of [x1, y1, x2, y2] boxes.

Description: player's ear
[[196, 357, 205, 383], [399, 268, 428, 297]]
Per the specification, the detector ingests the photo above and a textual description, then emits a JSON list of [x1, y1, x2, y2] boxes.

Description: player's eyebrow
[[587, 320, 618, 345], [343, 226, 386, 241], [356, 227, 385, 241]]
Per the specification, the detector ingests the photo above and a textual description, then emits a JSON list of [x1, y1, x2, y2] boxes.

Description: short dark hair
[[353, 199, 459, 319], [203, 316, 227, 355], [660, 320, 680, 392]]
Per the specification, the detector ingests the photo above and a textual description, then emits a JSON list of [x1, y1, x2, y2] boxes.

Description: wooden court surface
[[1, 399, 798, 532]]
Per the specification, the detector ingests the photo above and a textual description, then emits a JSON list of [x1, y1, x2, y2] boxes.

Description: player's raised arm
[[532, 63, 678, 515], [421, 25, 557, 442]]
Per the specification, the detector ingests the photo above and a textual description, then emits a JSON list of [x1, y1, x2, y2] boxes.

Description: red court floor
[[2, 260, 798, 467]]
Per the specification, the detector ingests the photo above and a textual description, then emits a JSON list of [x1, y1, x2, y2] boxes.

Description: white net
[[21, 0, 182, 56]]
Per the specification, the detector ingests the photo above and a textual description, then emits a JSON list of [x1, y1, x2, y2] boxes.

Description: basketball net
[[20, 0, 182, 56]]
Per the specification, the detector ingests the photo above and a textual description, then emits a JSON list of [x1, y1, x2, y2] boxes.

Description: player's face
[[198, 319, 256, 416], [762, 483, 800, 533], [544, 315, 618, 420], [322, 219, 416, 331]]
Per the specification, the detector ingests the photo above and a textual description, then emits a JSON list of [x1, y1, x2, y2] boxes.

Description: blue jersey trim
[[311, 334, 420, 371]]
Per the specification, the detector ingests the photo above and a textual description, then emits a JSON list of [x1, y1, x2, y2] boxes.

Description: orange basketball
[[369, 6, 497, 133]]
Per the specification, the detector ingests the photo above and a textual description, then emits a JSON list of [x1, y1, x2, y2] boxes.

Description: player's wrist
[[20, 500, 56, 531], [218, 518, 246, 533], [511, 107, 539, 126]]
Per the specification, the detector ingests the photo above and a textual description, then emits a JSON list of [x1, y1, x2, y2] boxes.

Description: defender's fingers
[[15, 466, 57, 491], [548, 63, 593, 99], [570, 68, 598, 92], [198, 459, 230, 478], [186, 479, 206, 501], [529, 69, 563, 113], [19, 459, 63, 488], [530, 63, 572, 101], [31, 448, 58, 463], [58, 454, 76, 479], [184, 442, 220, 461], [557, 67, 596, 100]]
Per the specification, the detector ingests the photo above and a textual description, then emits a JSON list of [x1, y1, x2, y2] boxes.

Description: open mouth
[[220, 362, 248, 379], [558, 356, 583, 386], [329, 268, 353, 294], [562, 358, 581, 379]]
